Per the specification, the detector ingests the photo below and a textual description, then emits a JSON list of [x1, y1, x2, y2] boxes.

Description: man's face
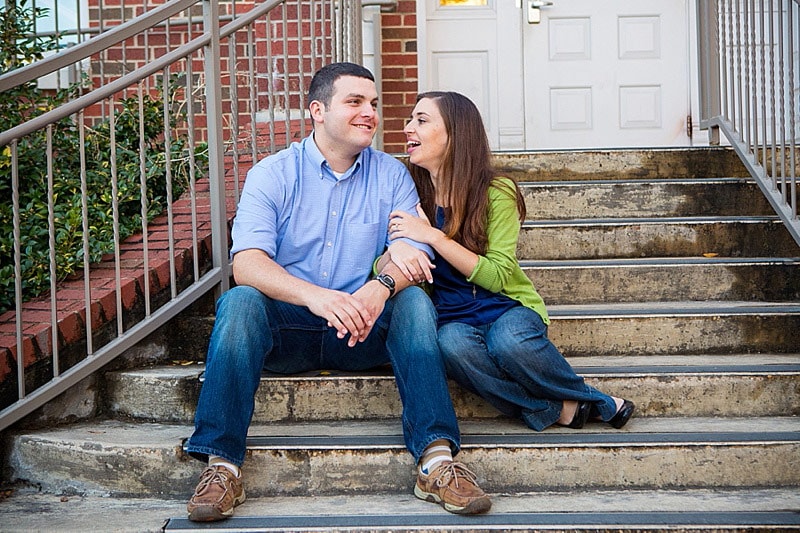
[[313, 75, 379, 153]]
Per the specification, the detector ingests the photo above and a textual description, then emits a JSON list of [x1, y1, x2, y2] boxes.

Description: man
[[184, 62, 491, 521]]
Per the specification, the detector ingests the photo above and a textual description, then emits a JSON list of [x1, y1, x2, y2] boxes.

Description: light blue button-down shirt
[[231, 135, 431, 295]]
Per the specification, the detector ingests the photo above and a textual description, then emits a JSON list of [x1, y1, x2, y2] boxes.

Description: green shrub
[[0, 0, 208, 314]]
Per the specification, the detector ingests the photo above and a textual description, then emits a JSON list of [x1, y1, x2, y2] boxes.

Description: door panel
[[421, 0, 525, 149]]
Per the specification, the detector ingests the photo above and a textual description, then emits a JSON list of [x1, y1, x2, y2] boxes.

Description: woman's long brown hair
[[408, 91, 526, 255]]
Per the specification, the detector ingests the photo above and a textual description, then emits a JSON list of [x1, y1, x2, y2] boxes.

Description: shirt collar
[[305, 133, 365, 181]]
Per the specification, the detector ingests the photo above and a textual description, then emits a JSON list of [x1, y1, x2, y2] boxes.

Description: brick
[[382, 54, 417, 67], [57, 311, 85, 346], [382, 14, 403, 26], [384, 27, 417, 40]]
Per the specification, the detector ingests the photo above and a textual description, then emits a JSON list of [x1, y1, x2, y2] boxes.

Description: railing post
[[697, 0, 722, 145], [204, 0, 230, 295]]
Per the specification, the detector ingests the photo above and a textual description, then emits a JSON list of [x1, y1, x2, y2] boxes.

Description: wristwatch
[[375, 273, 396, 297]]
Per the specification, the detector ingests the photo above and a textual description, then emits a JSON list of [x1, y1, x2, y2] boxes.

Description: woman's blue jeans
[[438, 305, 616, 431], [185, 285, 460, 466]]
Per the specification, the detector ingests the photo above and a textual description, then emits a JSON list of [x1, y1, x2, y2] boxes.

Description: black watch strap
[[375, 273, 396, 297]]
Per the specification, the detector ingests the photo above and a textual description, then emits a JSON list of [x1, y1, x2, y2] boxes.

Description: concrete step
[[520, 178, 773, 219], [492, 148, 749, 181], [524, 256, 800, 304], [547, 300, 800, 355], [2, 488, 798, 532], [159, 258, 800, 361], [105, 354, 800, 424], [517, 216, 799, 260], [6, 417, 799, 499]]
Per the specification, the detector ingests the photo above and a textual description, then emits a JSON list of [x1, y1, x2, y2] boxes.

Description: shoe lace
[[196, 466, 233, 496], [431, 461, 479, 490]]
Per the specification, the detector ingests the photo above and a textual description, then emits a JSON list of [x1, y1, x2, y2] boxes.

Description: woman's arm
[[467, 179, 522, 293]]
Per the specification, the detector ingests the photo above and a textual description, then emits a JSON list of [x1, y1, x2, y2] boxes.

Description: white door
[[420, 0, 694, 150]]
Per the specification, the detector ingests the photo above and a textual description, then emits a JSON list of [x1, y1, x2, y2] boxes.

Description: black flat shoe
[[609, 399, 635, 429], [566, 401, 591, 429]]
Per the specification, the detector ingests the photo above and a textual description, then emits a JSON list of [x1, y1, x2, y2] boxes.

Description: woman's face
[[404, 97, 449, 177]]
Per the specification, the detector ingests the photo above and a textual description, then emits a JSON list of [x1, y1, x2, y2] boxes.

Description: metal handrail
[[697, 0, 799, 246]]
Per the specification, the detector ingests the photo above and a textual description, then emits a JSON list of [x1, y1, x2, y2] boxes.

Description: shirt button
[[331, 211, 337, 216], [327, 241, 332, 247], [322, 272, 328, 278]]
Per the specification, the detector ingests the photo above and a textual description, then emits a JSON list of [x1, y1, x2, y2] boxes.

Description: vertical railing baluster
[[54, 0, 62, 88], [121, 0, 127, 85], [228, 27, 241, 201], [79, 111, 93, 355], [297, 0, 306, 139], [744, 0, 753, 150], [12, 141, 24, 400], [266, 15, 276, 154], [186, 53, 200, 281], [247, 25, 257, 161], [736, 0, 744, 138], [759, 0, 767, 168], [777, 0, 786, 196], [46, 125, 59, 377], [138, 82, 151, 317], [163, 66, 177, 299], [310, 0, 318, 86], [768, 0, 777, 186], [282, 3, 291, 148], [99, 0, 107, 115], [721, 0, 729, 125], [729, 0, 737, 128], [109, 100, 123, 336], [788, 0, 796, 218]]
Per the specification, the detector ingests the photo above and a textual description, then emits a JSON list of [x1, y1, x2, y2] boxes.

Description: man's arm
[[233, 249, 376, 347], [348, 254, 422, 343]]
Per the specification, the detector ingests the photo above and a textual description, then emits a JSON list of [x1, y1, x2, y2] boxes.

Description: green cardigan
[[466, 177, 550, 325]]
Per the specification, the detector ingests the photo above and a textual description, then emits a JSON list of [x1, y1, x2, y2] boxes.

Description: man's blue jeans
[[185, 285, 460, 466], [438, 305, 616, 431]]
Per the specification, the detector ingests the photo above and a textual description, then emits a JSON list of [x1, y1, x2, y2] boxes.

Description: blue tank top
[[432, 207, 519, 327]]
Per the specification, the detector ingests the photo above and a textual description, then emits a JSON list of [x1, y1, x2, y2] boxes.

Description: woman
[[385, 91, 635, 431]]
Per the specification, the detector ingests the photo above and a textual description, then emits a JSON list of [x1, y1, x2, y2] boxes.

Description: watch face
[[377, 274, 395, 294]]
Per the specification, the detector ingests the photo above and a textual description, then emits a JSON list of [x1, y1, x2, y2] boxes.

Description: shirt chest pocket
[[338, 221, 382, 274]]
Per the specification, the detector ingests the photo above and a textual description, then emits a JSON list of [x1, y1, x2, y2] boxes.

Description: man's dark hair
[[308, 62, 374, 109]]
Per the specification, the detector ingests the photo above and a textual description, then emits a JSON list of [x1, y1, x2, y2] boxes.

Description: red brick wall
[[83, 0, 331, 148], [379, 0, 419, 155]]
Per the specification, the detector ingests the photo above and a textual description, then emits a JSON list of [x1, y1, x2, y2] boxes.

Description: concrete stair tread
[[524, 215, 783, 226], [520, 256, 800, 267], [14, 416, 800, 448], [521, 177, 758, 186], [548, 300, 800, 317], [3, 488, 799, 532], [126, 353, 800, 380]]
